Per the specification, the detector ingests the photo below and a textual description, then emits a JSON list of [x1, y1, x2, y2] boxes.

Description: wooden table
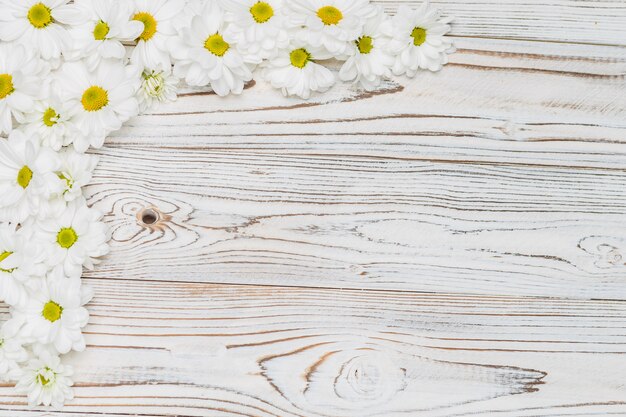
[[3, 0, 626, 415]]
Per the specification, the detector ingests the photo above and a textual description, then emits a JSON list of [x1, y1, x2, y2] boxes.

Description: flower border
[[0, 0, 453, 408]]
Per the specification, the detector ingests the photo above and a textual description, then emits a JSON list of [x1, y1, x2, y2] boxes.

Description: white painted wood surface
[[1, 0, 626, 415]]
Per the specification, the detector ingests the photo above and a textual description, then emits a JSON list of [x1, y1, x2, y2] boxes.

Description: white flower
[[285, 0, 377, 56], [0, 224, 47, 306], [38, 200, 109, 279], [15, 351, 74, 408], [68, 0, 144, 71], [22, 92, 80, 152], [0, 0, 81, 61], [222, 0, 289, 62], [138, 70, 179, 112], [56, 60, 140, 152], [339, 9, 394, 91], [0, 324, 28, 381], [261, 42, 334, 99], [171, 0, 252, 96], [0, 130, 63, 223], [382, 2, 453, 76], [9, 274, 92, 354], [0, 43, 47, 135], [131, 0, 186, 72], [55, 149, 99, 203]]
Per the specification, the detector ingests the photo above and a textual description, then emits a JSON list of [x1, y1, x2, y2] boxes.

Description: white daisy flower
[[339, 9, 394, 91], [0, 324, 28, 381], [131, 0, 186, 72], [222, 0, 289, 62], [0, 224, 48, 306], [0, 130, 63, 223], [55, 149, 99, 203], [68, 0, 145, 71], [56, 60, 140, 152], [22, 92, 80, 152], [38, 200, 109, 279], [0, 0, 81, 61], [9, 274, 92, 354], [285, 0, 377, 56], [170, 0, 253, 97], [0, 43, 47, 135], [261, 42, 334, 99], [15, 351, 74, 407], [138, 70, 179, 112], [382, 2, 454, 76]]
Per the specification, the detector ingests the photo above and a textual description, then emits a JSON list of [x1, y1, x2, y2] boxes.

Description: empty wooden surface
[[1, 0, 626, 415]]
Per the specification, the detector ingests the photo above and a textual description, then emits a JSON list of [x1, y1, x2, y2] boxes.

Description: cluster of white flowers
[[0, 0, 453, 409]]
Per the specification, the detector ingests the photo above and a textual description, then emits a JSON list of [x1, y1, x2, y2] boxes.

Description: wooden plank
[[84, 143, 626, 299], [1, 279, 626, 416], [377, 0, 626, 46], [106, 37, 626, 169]]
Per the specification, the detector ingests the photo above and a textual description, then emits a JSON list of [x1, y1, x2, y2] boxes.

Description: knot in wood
[[335, 353, 406, 403], [136, 206, 170, 231]]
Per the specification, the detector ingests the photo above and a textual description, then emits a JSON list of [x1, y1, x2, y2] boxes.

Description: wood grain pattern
[[2, 279, 626, 416], [83, 36, 626, 299], [85, 145, 626, 299], [110, 37, 626, 168], [3, 0, 626, 414], [378, 0, 626, 46]]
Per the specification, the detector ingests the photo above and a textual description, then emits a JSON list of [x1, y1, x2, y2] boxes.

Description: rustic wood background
[[2, 0, 626, 415]]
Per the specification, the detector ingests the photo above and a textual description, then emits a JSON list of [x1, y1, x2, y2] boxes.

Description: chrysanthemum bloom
[[0, 0, 81, 61], [22, 92, 80, 152], [171, 0, 252, 96], [382, 2, 454, 75], [0, 43, 47, 135], [339, 8, 394, 91], [56, 60, 140, 152], [68, 0, 144, 71], [0, 323, 28, 381], [15, 351, 74, 407], [223, 0, 289, 62], [38, 200, 109, 279], [0, 130, 63, 223], [285, 0, 377, 56], [0, 224, 48, 306], [138, 70, 179, 112], [261, 42, 335, 99], [55, 149, 99, 203], [131, 0, 186, 71], [8, 274, 93, 354]]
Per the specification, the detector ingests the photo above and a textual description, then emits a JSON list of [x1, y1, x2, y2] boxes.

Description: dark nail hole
[[141, 209, 158, 225]]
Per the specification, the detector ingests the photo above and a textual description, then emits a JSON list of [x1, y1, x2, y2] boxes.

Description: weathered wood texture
[[2, 0, 626, 415], [2, 279, 626, 416]]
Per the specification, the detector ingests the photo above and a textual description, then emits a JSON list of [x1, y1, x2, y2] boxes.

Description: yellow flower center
[[42, 301, 63, 322], [57, 227, 78, 249], [93, 20, 110, 40], [0, 251, 15, 273], [290, 48, 311, 69], [0, 74, 14, 100], [43, 107, 58, 127], [250, 1, 274, 23], [38, 373, 50, 385], [317, 6, 343, 25], [0, 251, 12, 263], [81, 86, 108, 112], [133, 12, 158, 41], [356, 36, 373, 54], [58, 172, 73, 189], [17, 166, 33, 189], [28, 3, 53, 29], [204, 33, 229, 57], [411, 27, 427, 46]]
